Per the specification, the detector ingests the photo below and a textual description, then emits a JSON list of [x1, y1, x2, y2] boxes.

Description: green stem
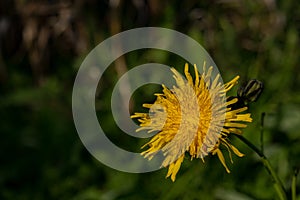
[[260, 112, 265, 153], [234, 134, 287, 200], [292, 168, 298, 200]]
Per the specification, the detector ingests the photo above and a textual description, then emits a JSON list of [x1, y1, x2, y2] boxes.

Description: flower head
[[131, 63, 252, 181]]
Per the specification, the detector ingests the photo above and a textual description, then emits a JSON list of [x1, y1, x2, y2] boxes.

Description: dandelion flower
[[131, 63, 252, 181]]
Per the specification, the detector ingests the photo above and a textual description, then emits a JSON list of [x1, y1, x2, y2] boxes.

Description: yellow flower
[[131, 63, 252, 181]]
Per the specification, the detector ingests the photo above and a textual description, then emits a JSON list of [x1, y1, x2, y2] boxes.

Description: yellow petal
[[225, 97, 238, 106], [216, 149, 230, 173], [184, 63, 194, 85], [166, 155, 184, 182], [194, 64, 200, 88], [228, 144, 244, 157], [227, 128, 242, 134], [224, 122, 247, 128], [221, 140, 233, 163], [224, 76, 239, 92]]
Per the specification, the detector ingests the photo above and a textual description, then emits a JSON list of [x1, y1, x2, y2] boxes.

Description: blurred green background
[[1, 0, 300, 199]]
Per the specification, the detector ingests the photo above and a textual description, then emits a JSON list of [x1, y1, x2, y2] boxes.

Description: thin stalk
[[292, 168, 298, 200], [234, 134, 287, 200], [260, 112, 265, 153]]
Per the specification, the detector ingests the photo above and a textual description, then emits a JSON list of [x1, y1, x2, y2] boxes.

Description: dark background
[[1, 0, 300, 199]]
